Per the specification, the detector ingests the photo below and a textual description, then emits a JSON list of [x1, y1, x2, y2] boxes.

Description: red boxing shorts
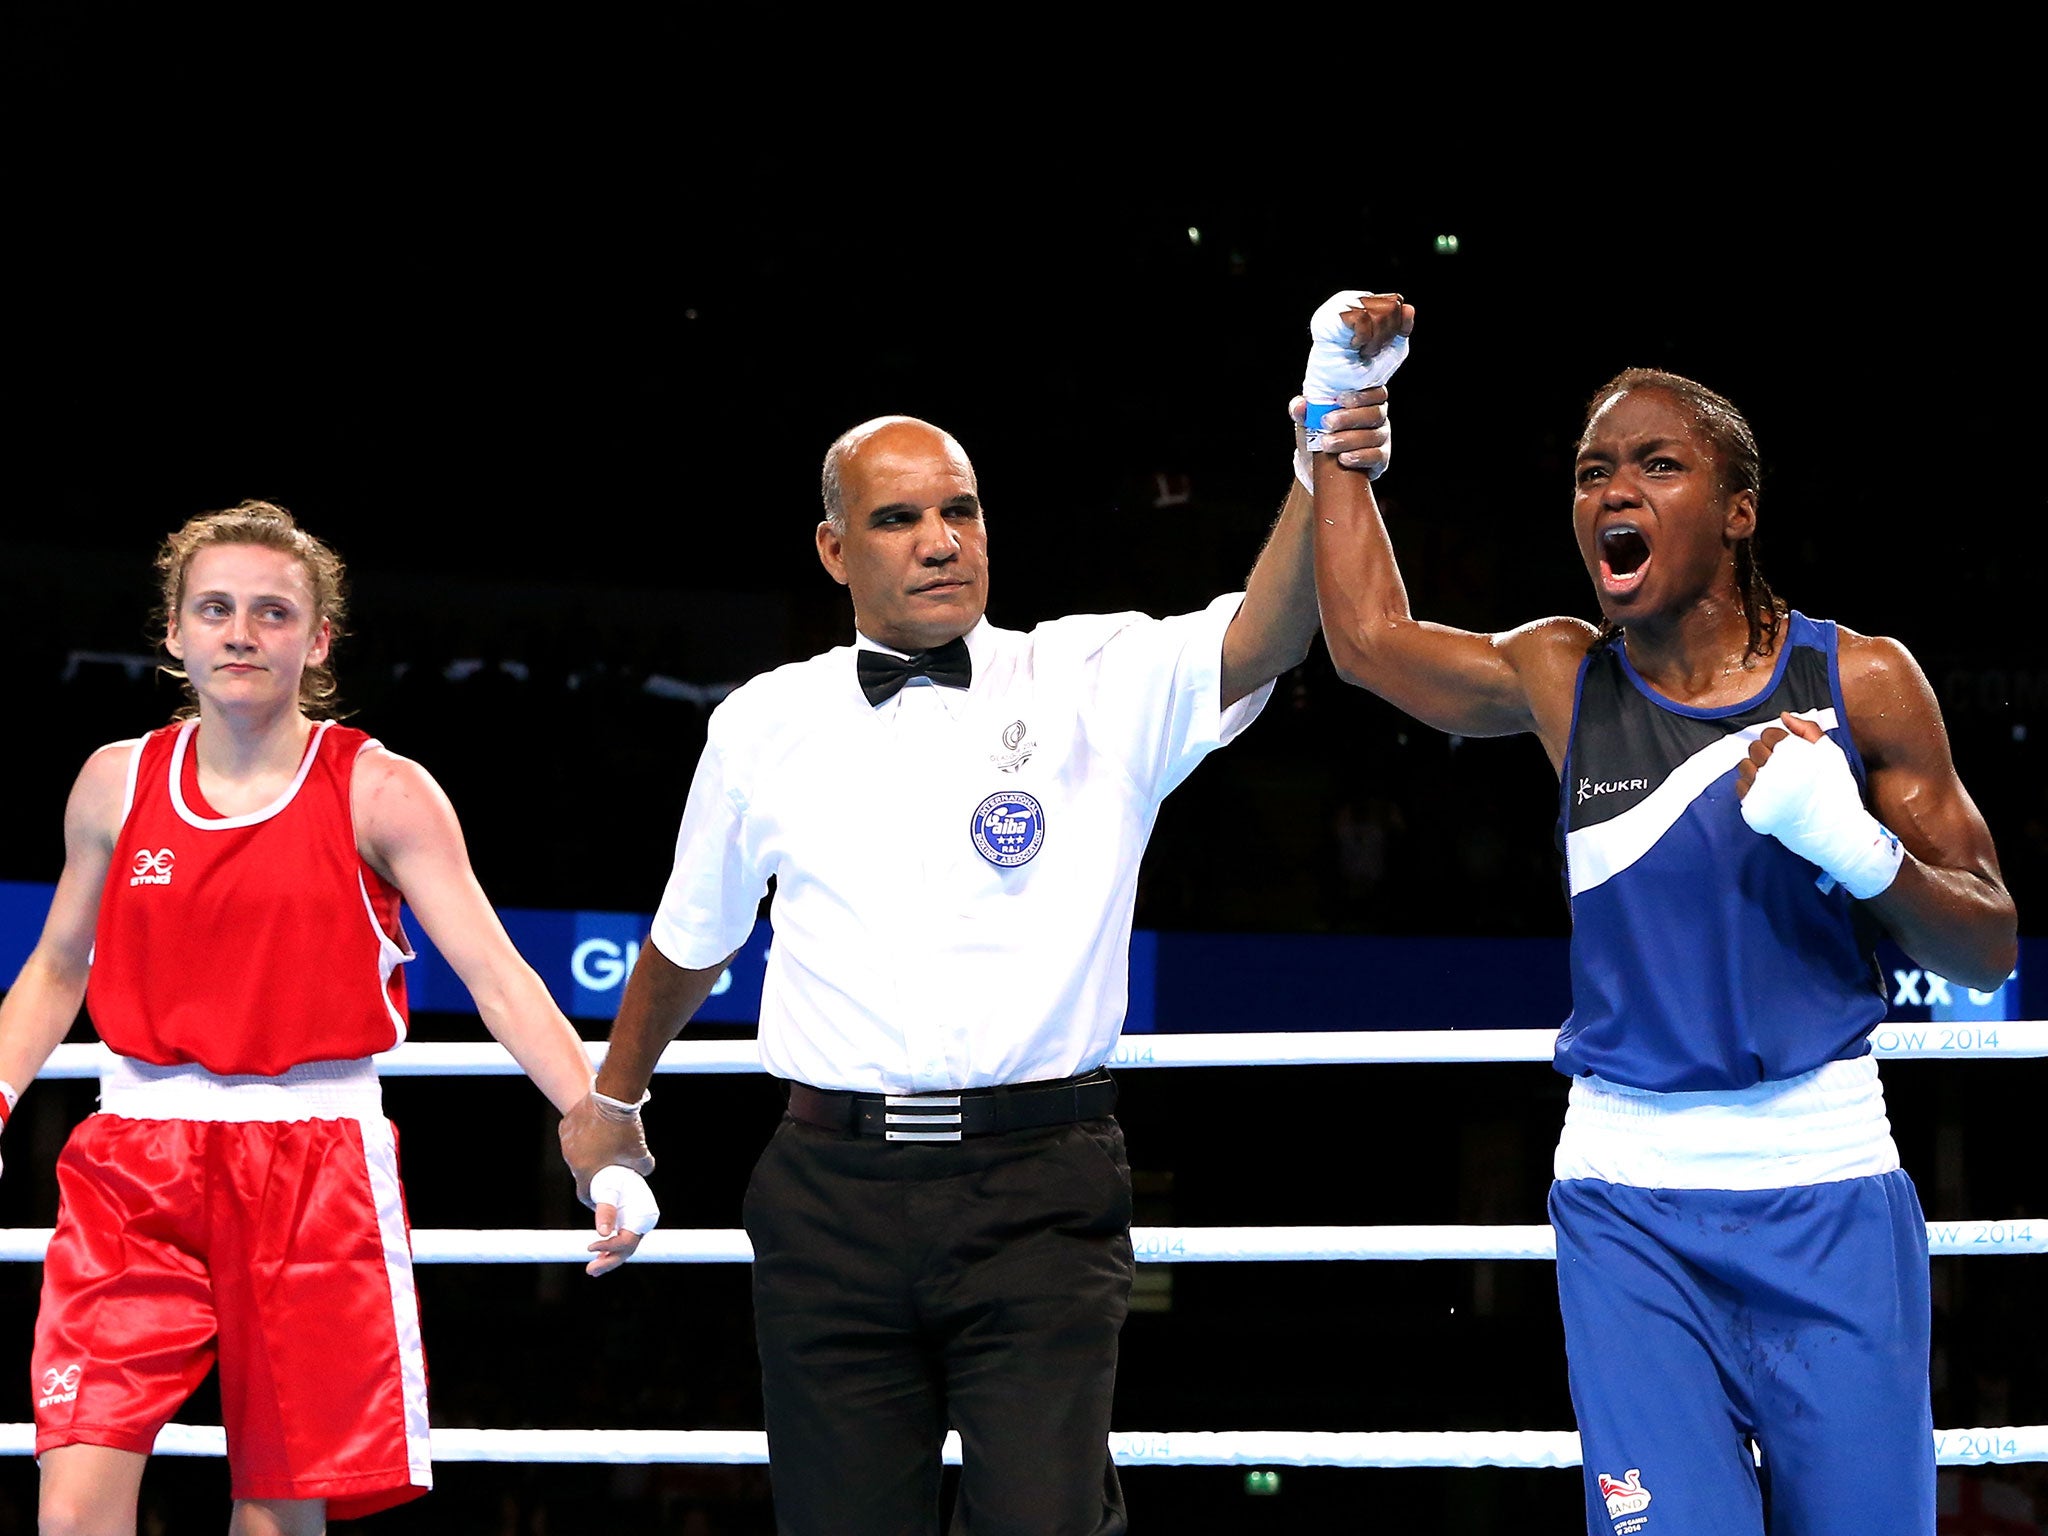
[[32, 1057, 431, 1519]]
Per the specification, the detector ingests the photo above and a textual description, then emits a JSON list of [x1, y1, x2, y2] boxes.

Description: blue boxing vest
[[1553, 612, 1887, 1092]]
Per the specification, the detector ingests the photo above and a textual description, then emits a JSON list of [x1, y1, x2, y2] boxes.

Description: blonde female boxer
[[0, 501, 654, 1535]]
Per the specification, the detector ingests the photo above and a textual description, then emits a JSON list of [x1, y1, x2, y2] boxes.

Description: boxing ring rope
[[3, 1219, 2043, 1266], [6, 1026, 2042, 1469], [24, 1020, 2048, 1078], [1, 1422, 2044, 1469]]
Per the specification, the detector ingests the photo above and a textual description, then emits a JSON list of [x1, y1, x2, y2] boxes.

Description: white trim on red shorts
[[358, 1117, 434, 1490]]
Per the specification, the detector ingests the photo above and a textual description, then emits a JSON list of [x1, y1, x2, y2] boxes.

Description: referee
[[559, 364, 1399, 1532]]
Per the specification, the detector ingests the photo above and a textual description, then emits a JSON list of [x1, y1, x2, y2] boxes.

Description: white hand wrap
[[1301, 289, 1409, 462], [589, 1164, 661, 1235], [1740, 728, 1904, 899]]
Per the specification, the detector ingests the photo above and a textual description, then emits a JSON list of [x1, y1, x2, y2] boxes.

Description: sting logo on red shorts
[[39, 1364, 81, 1407], [130, 848, 176, 887]]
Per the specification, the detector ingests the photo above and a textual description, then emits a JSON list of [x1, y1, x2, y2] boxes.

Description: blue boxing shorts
[[1550, 1169, 1933, 1535]]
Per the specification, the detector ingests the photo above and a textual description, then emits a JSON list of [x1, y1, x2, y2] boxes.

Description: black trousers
[[742, 1113, 1135, 1536]]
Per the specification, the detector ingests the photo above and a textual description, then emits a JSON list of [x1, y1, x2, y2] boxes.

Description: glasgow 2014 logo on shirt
[[971, 791, 1045, 868]]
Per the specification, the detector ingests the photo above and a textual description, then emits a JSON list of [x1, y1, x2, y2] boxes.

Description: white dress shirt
[[649, 593, 1272, 1094]]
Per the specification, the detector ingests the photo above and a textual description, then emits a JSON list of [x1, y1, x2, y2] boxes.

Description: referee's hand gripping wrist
[[1738, 712, 1904, 900], [1294, 388, 1395, 484], [559, 1084, 656, 1208]]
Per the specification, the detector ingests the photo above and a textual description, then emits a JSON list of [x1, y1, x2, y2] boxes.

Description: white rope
[[3, 1219, 2041, 1265], [2, 1423, 2041, 1467], [28, 1022, 2048, 1080]]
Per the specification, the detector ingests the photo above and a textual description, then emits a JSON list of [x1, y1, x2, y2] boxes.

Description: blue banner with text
[[0, 881, 2029, 1034]]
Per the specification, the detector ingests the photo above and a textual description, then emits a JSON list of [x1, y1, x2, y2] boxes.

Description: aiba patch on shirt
[[971, 790, 1046, 868]]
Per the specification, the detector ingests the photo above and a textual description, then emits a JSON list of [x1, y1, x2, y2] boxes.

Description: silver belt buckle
[[884, 1093, 963, 1142]]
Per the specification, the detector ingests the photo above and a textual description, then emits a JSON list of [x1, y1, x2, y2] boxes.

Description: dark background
[[2, 14, 2042, 1532]]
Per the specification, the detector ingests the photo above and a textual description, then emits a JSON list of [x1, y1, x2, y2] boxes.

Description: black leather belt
[[785, 1068, 1117, 1142]]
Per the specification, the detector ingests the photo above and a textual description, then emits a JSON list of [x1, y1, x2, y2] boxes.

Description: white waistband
[[1553, 1055, 1900, 1191], [98, 1055, 384, 1124]]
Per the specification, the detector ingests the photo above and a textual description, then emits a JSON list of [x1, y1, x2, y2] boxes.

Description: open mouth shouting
[[1598, 523, 1652, 598]]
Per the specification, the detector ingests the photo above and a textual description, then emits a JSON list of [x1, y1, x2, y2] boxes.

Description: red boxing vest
[[88, 719, 412, 1075]]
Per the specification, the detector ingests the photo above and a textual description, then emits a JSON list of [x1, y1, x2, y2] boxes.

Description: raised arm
[[1312, 453, 1590, 746], [1219, 476, 1317, 708], [0, 745, 128, 1115], [1304, 293, 1588, 763], [1221, 295, 1423, 708], [352, 747, 595, 1113]]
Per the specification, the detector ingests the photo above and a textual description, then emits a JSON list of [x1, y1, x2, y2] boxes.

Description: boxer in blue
[[1301, 300, 2016, 1533]]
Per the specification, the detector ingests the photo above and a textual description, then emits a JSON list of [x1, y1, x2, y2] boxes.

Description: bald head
[[814, 414, 990, 651], [821, 416, 976, 533]]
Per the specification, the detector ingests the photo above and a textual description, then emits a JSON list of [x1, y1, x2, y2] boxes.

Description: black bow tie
[[857, 637, 973, 706]]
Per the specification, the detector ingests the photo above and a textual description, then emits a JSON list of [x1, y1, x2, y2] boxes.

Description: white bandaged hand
[[590, 1163, 662, 1236], [1301, 290, 1410, 462], [1740, 728, 1904, 899]]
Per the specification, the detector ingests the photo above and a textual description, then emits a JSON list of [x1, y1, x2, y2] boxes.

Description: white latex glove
[[1292, 389, 1392, 487]]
